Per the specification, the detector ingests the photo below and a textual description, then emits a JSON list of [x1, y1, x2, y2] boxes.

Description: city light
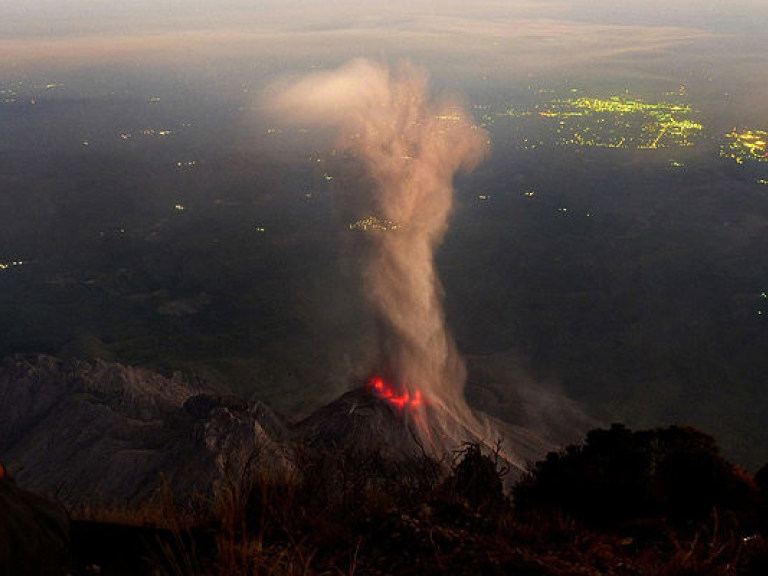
[[0, 261, 24, 271], [720, 129, 768, 164], [538, 95, 703, 149], [483, 89, 703, 151], [349, 216, 400, 232]]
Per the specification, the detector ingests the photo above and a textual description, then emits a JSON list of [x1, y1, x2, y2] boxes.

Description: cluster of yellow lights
[[0, 261, 24, 270], [120, 129, 173, 140], [482, 90, 704, 150], [348, 216, 400, 232], [570, 96, 690, 115], [473, 104, 497, 127], [538, 95, 702, 149], [436, 113, 463, 122], [500, 107, 532, 118], [482, 88, 768, 172], [0, 88, 16, 104], [720, 129, 768, 164]]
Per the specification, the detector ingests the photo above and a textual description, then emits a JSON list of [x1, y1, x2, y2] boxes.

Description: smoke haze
[[268, 59, 487, 431]]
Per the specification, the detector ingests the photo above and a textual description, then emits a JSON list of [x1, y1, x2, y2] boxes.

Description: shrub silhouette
[[756, 462, 768, 531], [514, 424, 758, 530], [449, 442, 506, 509], [756, 463, 768, 498]]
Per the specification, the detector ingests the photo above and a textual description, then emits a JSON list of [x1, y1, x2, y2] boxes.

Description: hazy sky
[[3, 1, 767, 76]]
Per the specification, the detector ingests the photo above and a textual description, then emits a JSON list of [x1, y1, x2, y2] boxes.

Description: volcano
[[0, 357, 556, 508], [297, 375, 555, 481], [296, 383, 428, 461]]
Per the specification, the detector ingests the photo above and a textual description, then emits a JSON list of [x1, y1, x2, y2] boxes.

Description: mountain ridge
[[0, 355, 553, 509]]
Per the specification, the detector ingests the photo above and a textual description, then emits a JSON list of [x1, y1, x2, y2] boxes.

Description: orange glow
[[365, 375, 426, 411]]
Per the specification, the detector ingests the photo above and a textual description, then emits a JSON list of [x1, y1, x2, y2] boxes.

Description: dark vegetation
[[5, 423, 768, 575], [0, 472, 69, 576], [513, 424, 758, 529]]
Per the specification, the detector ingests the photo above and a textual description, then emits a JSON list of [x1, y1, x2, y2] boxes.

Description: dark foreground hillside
[[3, 424, 768, 575]]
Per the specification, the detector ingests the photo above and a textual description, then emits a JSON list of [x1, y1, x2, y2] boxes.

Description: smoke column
[[268, 59, 488, 437]]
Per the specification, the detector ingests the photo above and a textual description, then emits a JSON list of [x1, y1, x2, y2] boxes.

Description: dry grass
[[70, 476, 203, 529], [70, 441, 768, 576]]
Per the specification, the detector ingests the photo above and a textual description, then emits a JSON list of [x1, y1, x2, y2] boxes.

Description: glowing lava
[[365, 375, 424, 410]]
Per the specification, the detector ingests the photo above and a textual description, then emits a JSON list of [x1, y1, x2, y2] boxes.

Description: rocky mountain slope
[[0, 355, 555, 509], [0, 356, 289, 507]]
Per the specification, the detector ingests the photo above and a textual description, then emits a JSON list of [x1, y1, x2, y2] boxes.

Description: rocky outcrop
[[0, 356, 289, 508]]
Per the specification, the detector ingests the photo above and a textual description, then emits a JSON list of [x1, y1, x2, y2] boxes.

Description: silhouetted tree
[[755, 462, 768, 533], [450, 442, 506, 509], [514, 424, 758, 530]]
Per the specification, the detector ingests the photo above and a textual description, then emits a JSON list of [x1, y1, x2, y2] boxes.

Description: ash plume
[[267, 59, 489, 444]]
